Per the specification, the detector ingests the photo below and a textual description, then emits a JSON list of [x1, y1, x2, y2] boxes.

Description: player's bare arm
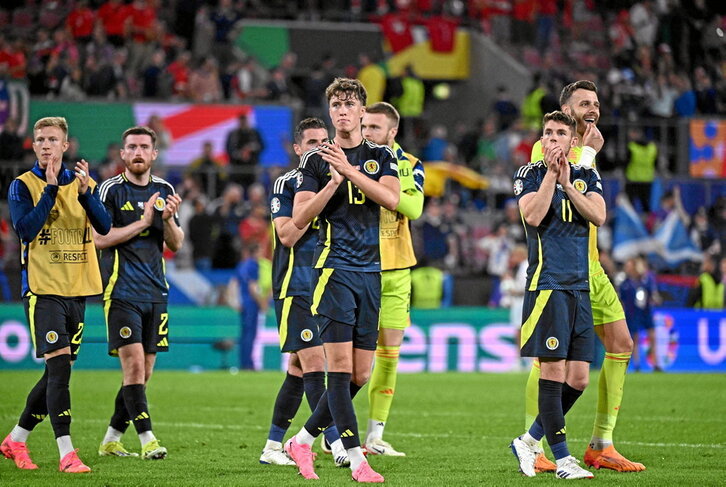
[[274, 216, 309, 248], [320, 143, 400, 210], [93, 192, 158, 249], [518, 145, 561, 227], [292, 167, 343, 230], [162, 193, 184, 252]]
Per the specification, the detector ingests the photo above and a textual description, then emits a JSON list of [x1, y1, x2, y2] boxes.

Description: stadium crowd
[[0, 0, 724, 303]]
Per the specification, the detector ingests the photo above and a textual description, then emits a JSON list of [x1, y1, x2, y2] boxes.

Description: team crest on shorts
[[154, 197, 166, 211], [573, 179, 587, 193], [513, 179, 523, 196], [300, 329, 313, 342], [46, 331, 58, 344], [270, 197, 281, 214], [546, 337, 559, 350], [363, 160, 379, 175], [120, 326, 132, 339]]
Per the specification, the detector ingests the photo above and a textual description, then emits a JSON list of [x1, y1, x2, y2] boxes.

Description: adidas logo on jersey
[[121, 201, 134, 211]]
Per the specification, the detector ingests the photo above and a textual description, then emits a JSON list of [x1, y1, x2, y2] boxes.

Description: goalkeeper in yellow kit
[[526, 80, 645, 473], [360, 102, 425, 456]]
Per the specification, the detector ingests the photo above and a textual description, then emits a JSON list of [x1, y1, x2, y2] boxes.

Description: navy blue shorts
[[105, 299, 169, 356], [274, 295, 322, 353], [24, 295, 86, 360], [310, 268, 380, 351], [627, 311, 654, 334], [520, 289, 594, 362]]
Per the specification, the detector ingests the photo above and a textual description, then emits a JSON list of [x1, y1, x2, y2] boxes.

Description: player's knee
[[568, 375, 589, 390], [123, 362, 146, 384], [352, 369, 371, 386]]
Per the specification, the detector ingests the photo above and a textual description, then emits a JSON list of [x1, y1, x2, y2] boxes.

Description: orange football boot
[[584, 445, 645, 472]]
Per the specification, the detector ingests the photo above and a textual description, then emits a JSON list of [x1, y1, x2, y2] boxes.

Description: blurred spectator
[[187, 140, 227, 197], [689, 207, 721, 257], [0, 119, 25, 161], [265, 66, 294, 102], [410, 265, 445, 309], [0, 36, 27, 80], [624, 127, 657, 213], [209, 183, 245, 269], [492, 85, 519, 131], [166, 50, 192, 99], [188, 195, 214, 270], [66, 0, 95, 45], [498, 244, 528, 368], [231, 56, 269, 100], [421, 125, 449, 161], [693, 66, 718, 114], [672, 72, 697, 117], [97, 0, 130, 47], [393, 65, 425, 146], [188, 56, 223, 102], [208, 0, 242, 68], [98, 142, 124, 181], [147, 113, 172, 169], [477, 221, 515, 279], [126, 0, 159, 76], [233, 242, 271, 370], [648, 186, 688, 233], [225, 114, 264, 189], [687, 254, 724, 309], [302, 63, 328, 119], [645, 73, 678, 119], [238, 204, 271, 260], [59, 66, 86, 100], [142, 49, 169, 98], [502, 198, 525, 244], [357, 52, 385, 105], [619, 256, 661, 371], [629, 0, 658, 48]]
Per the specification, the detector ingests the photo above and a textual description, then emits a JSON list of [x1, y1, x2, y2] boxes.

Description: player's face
[[361, 112, 396, 146], [121, 134, 157, 175], [293, 127, 329, 156], [541, 121, 576, 154], [564, 89, 600, 135], [328, 92, 364, 133], [33, 126, 69, 169]]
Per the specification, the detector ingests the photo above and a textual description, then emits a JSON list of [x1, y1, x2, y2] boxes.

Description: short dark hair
[[365, 102, 400, 128], [294, 117, 327, 144], [325, 77, 367, 106], [122, 126, 157, 147], [542, 111, 577, 135], [559, 80, 598, 107]]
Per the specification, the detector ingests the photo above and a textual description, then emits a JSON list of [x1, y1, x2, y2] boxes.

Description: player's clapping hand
[[543, 144, 561, 176], [582, 122, 604, 152], [319, 141, 352, 177], [557, 152, 571, 187], [143, 192, 160, 227], [74, 159, 90, 194], [163, 194, 182, 221], [329, 163, 344, 185], [46, 155, 60, 186]]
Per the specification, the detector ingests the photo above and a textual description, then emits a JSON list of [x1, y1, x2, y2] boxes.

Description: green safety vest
[[411, 267, 444, 309], [625, 141, 657, 182], [695, 273, 724, 310], [396, 77, 425, 117]]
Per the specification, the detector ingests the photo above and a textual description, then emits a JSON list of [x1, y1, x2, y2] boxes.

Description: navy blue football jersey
[[297, 140, 398, 272], [270, 169, 318, 299], [513, 161, 603, 291], [98, 173, 179, 302]]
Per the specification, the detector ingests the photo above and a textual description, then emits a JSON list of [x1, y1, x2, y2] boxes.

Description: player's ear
[[293, 143, 302, 156], [562, 105, 571, 115], [390, 126, 398, 139], [570, 136, 578, 148]]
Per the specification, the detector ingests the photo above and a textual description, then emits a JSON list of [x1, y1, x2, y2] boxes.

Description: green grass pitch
[[1, 370, 724, 486]]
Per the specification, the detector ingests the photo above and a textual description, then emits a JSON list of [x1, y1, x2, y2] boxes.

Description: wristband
[[579, 146, 597, 169]]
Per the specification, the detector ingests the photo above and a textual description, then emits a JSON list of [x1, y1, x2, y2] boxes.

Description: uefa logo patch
[[363, 160, 379, 175], [300, 329, 313, 342], [296, 173, 303, 188], [546, 337, 559, 350], [154, 197, 166, 211], [573, 179, 588, 193], [271, 197, 281, 214], [120, 326, 132, 339], [513, 179, 523, 196], [46, 331, 58, 344]]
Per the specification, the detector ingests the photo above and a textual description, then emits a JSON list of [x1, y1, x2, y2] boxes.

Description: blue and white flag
[[650, 211, 703, 268], [612, 195, 659, 262]]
